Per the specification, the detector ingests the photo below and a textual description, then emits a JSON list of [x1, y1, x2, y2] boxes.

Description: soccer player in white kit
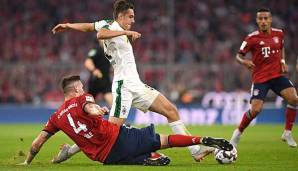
[[51, 0, 214, 162]]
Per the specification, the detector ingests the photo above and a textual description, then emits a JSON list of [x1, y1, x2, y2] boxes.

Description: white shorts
[[109, 80, 160, 118]]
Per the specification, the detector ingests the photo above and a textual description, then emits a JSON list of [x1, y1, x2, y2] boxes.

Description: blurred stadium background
[[0, 0, 298, 124]]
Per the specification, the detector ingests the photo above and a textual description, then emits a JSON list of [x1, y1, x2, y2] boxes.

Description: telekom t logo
[[262, 46, 270, 58]]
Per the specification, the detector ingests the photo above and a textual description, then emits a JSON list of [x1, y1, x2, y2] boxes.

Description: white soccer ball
[[214, 146, 237, 164]]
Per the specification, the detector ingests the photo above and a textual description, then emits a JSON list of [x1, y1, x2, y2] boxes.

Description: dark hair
[[113, 0, 134, 19], [257, 8, 271, 13], [61, 75, 81, 93]]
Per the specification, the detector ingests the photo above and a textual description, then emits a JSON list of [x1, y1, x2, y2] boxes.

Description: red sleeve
[[78, 93, 96, 113], [238, 36, 253, 55], [43, 115, 59, 135]]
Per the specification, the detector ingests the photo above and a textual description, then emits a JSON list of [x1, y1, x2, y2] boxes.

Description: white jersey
[[94, 20, 141, 82], [94, 20, 159, 118]]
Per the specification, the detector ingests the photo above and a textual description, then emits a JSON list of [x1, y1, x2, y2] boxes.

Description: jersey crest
[[273, 37, 279, 44]]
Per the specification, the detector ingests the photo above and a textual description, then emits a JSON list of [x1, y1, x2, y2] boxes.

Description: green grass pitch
[[0, 124, 297, 171]]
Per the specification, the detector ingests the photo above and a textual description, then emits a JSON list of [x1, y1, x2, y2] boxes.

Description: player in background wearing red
[[230, 8, 297, 147], [17, 75, 233, 166]]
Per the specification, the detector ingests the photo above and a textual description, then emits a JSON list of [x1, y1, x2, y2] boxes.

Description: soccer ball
[[214, 146, 237, 164]]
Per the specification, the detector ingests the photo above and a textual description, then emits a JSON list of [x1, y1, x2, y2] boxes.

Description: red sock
[[168, 134, 201, 147], [238, 110, 254, 133], [285, 107, 297, 131]]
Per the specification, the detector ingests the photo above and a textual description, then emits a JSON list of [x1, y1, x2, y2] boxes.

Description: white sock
[[284, 130, 292, 135], [68, 144, 81, 156], [235, 128, 242, 136], [169, 120, 200, 155]]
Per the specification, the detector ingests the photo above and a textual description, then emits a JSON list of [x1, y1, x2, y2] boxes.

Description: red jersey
[[238, 28, 284, 83], [43, 93, 120, 162]]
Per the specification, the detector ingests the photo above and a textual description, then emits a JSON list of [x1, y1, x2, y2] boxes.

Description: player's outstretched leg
[[149, 94, 214, 161], [201, 137, 234, 151], [163, 134, 233, 151]]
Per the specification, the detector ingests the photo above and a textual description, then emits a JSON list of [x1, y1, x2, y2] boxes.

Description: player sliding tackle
[[18, 75, 233, 166], [51, 0, 215, 162]]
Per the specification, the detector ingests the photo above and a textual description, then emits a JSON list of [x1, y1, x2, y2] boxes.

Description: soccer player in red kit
[[18, 75, 233, 166], [230, 8, 298, 147]]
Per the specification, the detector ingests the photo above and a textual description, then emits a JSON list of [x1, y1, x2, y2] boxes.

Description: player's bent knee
[[287, 98, 298, 106]]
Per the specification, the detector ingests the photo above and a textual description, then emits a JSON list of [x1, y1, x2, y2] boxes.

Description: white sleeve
[[94, 20, 108, 31]]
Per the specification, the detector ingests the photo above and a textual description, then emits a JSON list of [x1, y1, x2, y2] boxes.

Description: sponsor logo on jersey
[[273, 37, 279, 44], [122, 106, 127, 115]]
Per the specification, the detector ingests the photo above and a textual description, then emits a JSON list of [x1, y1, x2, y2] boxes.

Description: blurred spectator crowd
[[0, 0, 298, 104]]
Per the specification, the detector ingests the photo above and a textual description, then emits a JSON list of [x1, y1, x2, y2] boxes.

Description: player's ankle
[[283, 130, 292, 135], [237, 128, 244, 133]]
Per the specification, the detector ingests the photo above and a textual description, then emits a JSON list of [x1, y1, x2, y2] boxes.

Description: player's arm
[[18, 131, 52, 165], [280, 31, 288, 73], [237, 37, 255, 72], [236, 53, 255, 72], [281, 47, 289, 73], [84, 58, 103, 78], [97, 28, 141, 41], [236, 53, 246, 64], [84, 103, 109, 116], [52, 23, 94, 34]]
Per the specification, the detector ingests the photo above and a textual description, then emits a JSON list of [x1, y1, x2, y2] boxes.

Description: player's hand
[[96, 106, 109, 115], [124, 31, 141, 41], [52, 23, 70, 34], [281, 63, 289, 73], [92, 69, 103, 78], [242, 59, 255, 72], [16, 161, 29, 166], [102, 106, 109, 115]]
